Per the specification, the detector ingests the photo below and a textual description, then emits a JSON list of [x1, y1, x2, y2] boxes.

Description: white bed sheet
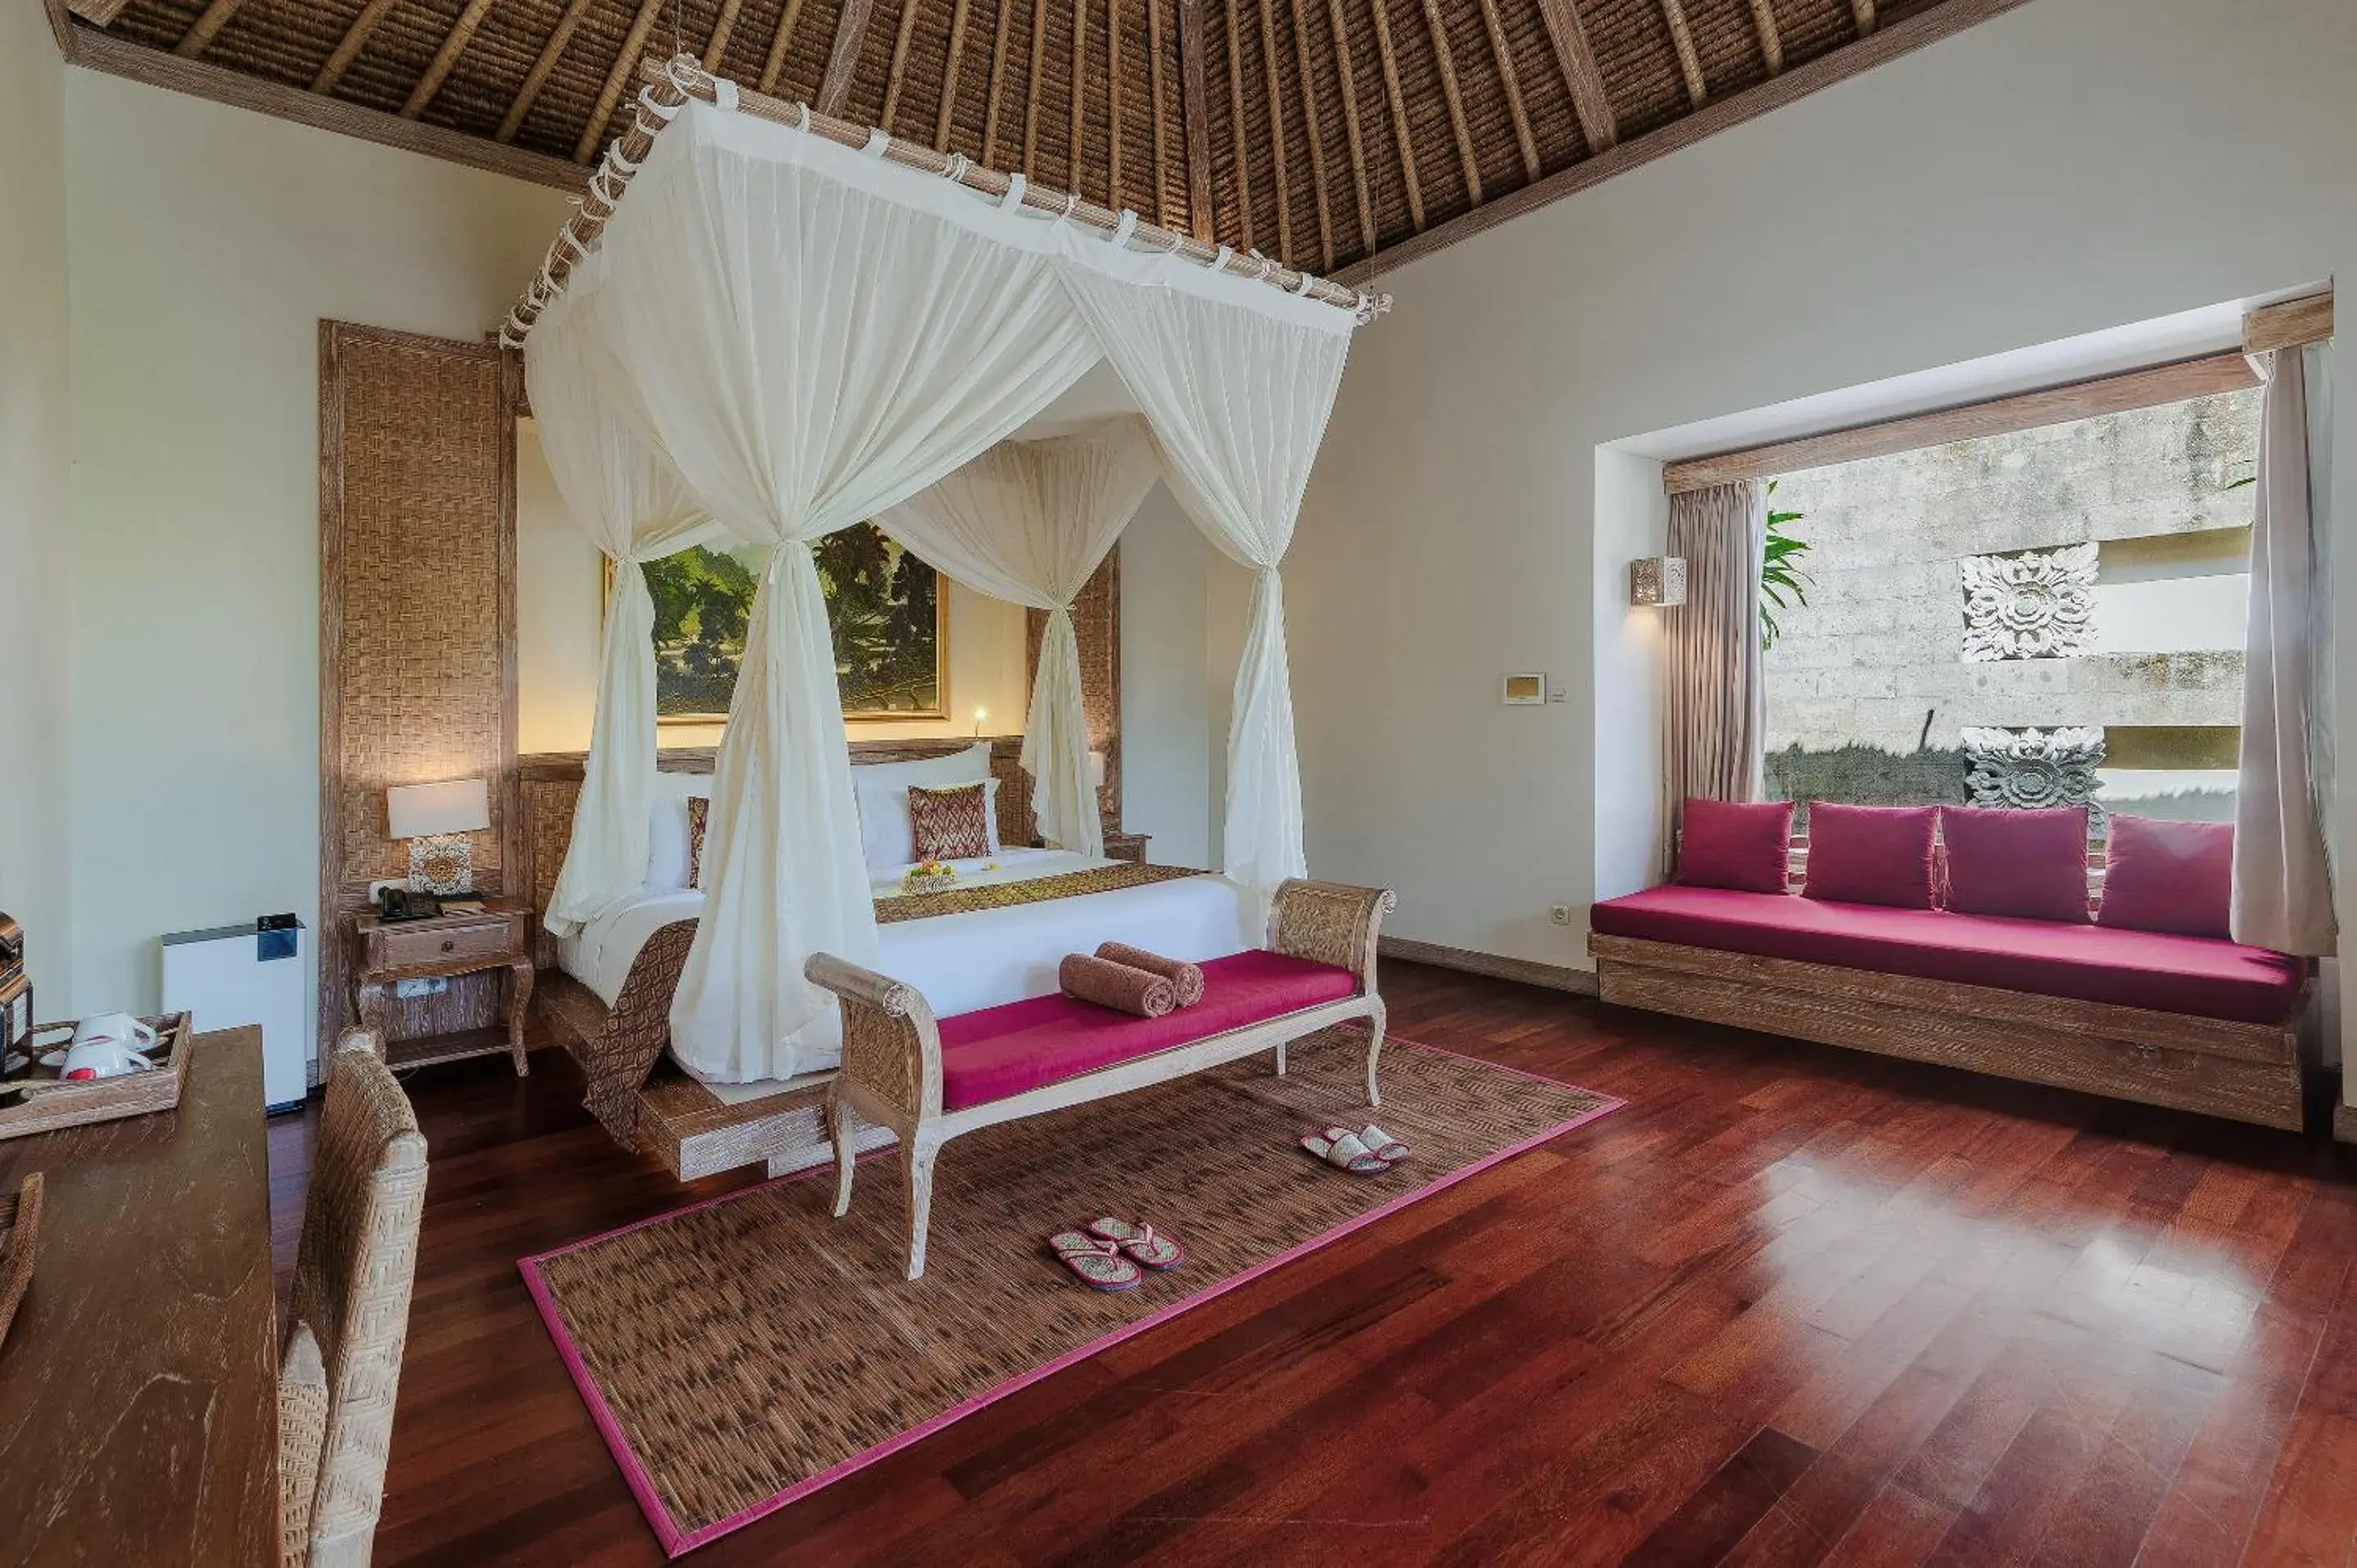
[[557, 849, 1260, 1097]]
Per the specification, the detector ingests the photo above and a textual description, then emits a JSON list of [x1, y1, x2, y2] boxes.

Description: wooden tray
[[0, 1013, 193, 1141]]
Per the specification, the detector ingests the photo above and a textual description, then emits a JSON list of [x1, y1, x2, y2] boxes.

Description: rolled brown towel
[[1095, 942, 1206, 1007], [1059, 954, 1175, 1017]]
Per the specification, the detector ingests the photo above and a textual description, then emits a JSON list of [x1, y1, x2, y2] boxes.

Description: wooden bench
[[804, 879, 1396, 1279]]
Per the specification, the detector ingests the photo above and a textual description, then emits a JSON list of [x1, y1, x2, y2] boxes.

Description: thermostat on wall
[[1502, 673, 1546, 705]]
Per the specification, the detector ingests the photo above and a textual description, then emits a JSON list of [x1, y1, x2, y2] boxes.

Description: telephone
[[376, 886, 442, 922]]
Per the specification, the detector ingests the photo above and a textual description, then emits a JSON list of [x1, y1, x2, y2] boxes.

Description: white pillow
[[643, 772, 713, 889], [850, 743, 994, 870]]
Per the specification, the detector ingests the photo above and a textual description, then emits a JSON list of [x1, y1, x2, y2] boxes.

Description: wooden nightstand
[[1103, 831, 1151, 865], [350, 901, 534, 1076]]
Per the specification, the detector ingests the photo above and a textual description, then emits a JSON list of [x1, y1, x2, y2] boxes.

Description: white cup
[[62, 1013, 158, 1080]]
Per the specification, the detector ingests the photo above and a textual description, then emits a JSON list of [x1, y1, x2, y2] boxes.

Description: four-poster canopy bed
[[507, 55, 1395, 1179]]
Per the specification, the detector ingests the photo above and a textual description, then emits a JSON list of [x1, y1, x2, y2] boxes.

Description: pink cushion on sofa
[[1940, 805, 2091, 923], [1591, 885, 2301, 1025], [1803, 802, 1940, 909], [935, 949, 1359, 1111], [2099, 815, 2234, 939], [1676, 799, 1793, 894]]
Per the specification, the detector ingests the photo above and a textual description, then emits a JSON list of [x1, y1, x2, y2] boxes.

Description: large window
[[1760, 386, 2260, 831]]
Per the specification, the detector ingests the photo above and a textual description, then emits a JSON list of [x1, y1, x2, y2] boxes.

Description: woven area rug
[[520, 1025, 1621, 1556]]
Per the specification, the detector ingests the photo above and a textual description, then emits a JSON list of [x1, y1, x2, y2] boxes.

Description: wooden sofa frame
[[1589, 933, 2307, 1132], [806, 879, 1397, 1279]]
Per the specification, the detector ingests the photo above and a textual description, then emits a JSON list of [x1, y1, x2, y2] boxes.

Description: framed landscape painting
[[623, 522, 949, 723]]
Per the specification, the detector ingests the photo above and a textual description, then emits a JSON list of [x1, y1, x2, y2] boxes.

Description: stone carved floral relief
[[1961, 727, 2107, 813], [1959, 542, 2098, 660]]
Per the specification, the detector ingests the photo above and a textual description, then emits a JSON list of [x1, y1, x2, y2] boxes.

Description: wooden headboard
[[517, 738, 1048, 967]]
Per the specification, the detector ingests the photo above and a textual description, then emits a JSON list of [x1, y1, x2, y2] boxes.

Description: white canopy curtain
[[2232, 345, 2337, 957], [879, 418, 1160, 856], [526, 95, 1365, 1083], [1051, 245, 1354, 895], [528, 270, 713, 939]]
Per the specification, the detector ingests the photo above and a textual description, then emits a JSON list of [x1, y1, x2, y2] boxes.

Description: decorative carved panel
[[1960, 543, 2098, 660], [319, 322, 518, 1065], [1962, 727, 2106, 813]]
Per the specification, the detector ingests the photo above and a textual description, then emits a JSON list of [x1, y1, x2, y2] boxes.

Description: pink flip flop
[[1354, 1124, 1410, 1163], [1087, 1217, 1183, 1270], [1300, 1129, 1391, 1175], [1048, 1230, 1142, 1291]]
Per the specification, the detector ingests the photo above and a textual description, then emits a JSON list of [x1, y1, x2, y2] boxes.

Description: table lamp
[[388, 778, 490, 895]]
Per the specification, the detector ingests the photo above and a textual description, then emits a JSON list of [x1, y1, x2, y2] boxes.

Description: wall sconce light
[[1629, 556, 1687, 608]]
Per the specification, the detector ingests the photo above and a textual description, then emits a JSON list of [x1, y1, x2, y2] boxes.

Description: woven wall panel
[[320, 322, 517, 1048]]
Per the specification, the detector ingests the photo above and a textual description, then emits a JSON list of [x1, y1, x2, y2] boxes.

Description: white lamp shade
[[1088, 750, 1108, 791], [387, 778, 490, 840]]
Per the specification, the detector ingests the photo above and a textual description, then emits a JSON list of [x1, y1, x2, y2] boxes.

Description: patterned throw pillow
[[907, 783, 991, 862], [686, 795, 710, 889]]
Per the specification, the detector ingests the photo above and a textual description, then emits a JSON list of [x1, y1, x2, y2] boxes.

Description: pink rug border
[[517, 1036, 1623, 1557]]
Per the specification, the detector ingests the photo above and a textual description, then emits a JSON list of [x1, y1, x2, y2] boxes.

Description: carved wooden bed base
[[1589, 933, 2307, 1131]]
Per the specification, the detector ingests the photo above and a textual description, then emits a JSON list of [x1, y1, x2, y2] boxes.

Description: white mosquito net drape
[[528, 269, 713, 939], [879, 417, 1159, 855], [527, 95, 1363, 1083]]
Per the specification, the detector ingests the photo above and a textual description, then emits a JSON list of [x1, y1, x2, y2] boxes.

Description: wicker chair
[[279, 1026, 428, 1567]]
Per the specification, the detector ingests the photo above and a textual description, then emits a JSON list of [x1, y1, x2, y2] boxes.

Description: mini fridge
[[161, 917, 309, 1113]]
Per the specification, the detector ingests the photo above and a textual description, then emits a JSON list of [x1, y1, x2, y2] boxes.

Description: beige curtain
[[1661, 480, 1767, 876], [2232, 346, 2336, 957]]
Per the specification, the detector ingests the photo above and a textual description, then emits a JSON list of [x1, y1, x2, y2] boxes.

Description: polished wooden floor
[[272, 961, 2357, 1566]]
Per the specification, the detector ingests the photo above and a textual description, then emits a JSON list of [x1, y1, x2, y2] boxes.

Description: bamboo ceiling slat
[[79, 0, 2021, 279]]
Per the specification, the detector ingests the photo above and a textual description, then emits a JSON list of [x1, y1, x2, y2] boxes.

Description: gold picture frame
[[604, 524, 952, 726]]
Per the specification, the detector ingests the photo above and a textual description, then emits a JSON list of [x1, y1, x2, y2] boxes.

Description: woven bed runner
[[872, 860, 1204, 924], [519, 1025, 1622, 1557]]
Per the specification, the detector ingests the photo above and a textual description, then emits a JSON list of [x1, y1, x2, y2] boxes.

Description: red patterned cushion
[[908, 783, 991, 861], [1675, 799, 1793, 894], [685, 795, 709, 889], [1939, 805, 2091, 922]]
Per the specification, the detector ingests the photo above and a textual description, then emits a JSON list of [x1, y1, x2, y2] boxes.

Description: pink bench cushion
[[935, 949, 1359, 1111], [1591, 885, 2303, 1026]]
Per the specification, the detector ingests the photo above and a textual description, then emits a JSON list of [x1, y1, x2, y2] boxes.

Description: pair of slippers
[[1300, 1124, 1409, 1175], [1048, 1217, 1184, 1291]]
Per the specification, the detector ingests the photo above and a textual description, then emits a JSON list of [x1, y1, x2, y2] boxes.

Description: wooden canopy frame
[[501, 54, 1387, 348]]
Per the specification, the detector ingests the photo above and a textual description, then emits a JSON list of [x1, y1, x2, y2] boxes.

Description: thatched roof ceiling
[[52, 0, 2024, 282]]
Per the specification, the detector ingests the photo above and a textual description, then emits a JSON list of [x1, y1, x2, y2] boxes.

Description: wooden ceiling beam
[[1659, 0, 1706, 107], [1257, 0, 1295, 259], [880, 0, 922, 132], [1175, 0, 1213, 236], [313, 0, 399, 95], [1750, 0, 1783, 74], [756, 0, 809, 92], [1107, 0, 1123, 206], [1472, 0, 1540, 180], [703, 0, 746, 70], [1851, 0, 1877, 35], [817, 0, 876, 115], [981, 0, 1015, 163], [1147, 0, 1171, 225], [935, 0, 974, 145], [402, 0, 494, 119], [1222, 0, 1255, 249], [1336, 0, 2036, 287], [173, 0, 249, 59], [1287, 0, 1335, 269], [1417, 0, 1483, 205], [1323, 0, 1377, 256], [1368, 0, 1423, 231], [1068, 0, 1087, 192], [1021, 0, 1047, 173], [1535, 0, 1619, 151], [575, 0, 670, 161]]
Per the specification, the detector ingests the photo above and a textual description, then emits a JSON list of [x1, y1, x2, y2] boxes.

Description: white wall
[[63, 70, 572, 1025], [1290, 0, 2356, 982], [0, 6, 70, 996]]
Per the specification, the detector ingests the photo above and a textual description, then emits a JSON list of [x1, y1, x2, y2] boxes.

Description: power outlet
[[394, 976, 449, 1001], [1549, 905, 1575, 926]]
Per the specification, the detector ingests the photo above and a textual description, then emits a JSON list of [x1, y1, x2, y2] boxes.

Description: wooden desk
[[0, 1026, 277, 1566]]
